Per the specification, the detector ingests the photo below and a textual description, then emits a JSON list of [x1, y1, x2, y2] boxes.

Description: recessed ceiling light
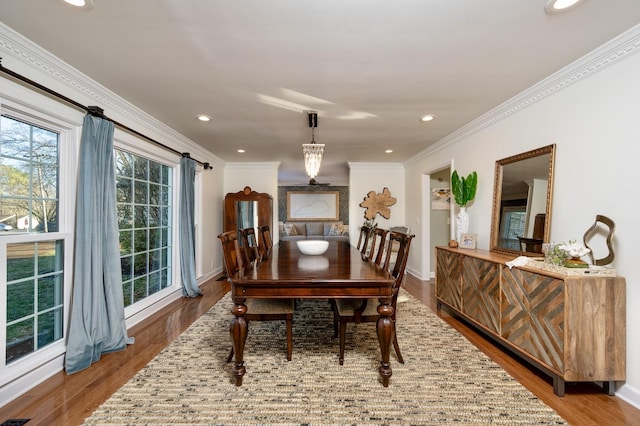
[[237, 149, 245, 153], [420, 115, 435, 122], [62, 0, 94, 9], [385, 149, 393, 154], [545, 0, 584, 14], [196, 115, 212, 122]]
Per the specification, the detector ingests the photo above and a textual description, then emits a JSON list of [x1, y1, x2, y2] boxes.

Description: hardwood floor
[[2, 274, 639, 425]]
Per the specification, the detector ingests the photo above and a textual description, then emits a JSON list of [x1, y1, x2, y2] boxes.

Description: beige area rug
[[83, 292, 566, 425]]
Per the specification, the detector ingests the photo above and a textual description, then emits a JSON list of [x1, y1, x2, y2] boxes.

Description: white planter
[[456, 206, 469, 242]]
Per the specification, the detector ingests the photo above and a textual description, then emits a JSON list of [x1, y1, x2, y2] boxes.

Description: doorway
[[425, 165, 452, 278]]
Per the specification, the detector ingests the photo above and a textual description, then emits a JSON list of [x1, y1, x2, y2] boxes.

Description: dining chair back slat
[[356, 225, 370, 251], [258, 225, 273, 258], [240, 227, 260, 264], [370, 227, 389, 265]]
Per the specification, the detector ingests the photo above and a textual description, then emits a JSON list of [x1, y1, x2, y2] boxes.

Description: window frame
[[113, 129, 183, 321], [0, 101, 77, 385]]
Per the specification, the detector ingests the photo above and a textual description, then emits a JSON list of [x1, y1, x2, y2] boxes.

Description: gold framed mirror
[[490, 144, 556, 256]]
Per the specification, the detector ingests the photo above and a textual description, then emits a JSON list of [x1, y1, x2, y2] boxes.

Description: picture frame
[[460, 233, 477, 249], [287, 191, 339, 221], [431, 187, 451, 210]]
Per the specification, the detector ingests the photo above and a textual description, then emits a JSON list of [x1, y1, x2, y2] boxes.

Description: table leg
[[377, 299, 394, 387], [230, 301, 247, 386]]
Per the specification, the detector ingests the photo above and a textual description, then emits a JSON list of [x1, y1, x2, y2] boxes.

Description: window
[[115, 150, 173, 307], [1, 112, 67, 367], [499, 207, 526, 250]]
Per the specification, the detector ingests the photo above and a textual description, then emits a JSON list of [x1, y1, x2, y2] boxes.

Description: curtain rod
[[0, 58, 210, 170]]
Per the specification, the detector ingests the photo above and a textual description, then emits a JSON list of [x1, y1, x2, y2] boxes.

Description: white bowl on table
[[296, 240, 329, 255]]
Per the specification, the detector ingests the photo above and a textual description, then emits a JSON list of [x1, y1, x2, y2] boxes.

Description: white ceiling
[[2, 1, 640, 185]]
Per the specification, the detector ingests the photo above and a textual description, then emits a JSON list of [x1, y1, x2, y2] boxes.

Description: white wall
[[348, 162, 405, 246], [404, 34, 640, 406], [199, 165, 226, 281]]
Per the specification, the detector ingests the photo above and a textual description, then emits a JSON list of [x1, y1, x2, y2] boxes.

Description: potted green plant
[[451, 170, 478, 242]]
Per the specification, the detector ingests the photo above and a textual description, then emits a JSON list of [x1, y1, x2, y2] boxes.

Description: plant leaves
[[451, 170, 463, 206], [451, 170, 477, 207]]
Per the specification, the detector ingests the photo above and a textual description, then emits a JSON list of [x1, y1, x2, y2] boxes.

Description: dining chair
[[333, 231, 415, 365], [217, 230, 294, 362], [239, 227, 260, 264], [369, 227, 389, 265], [258, 225, 273, 259]]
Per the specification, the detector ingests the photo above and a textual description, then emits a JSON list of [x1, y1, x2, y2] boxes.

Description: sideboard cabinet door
[[462, 256, 501, 334], [501, 267, 565, 373], [435, 248, 462, 310]]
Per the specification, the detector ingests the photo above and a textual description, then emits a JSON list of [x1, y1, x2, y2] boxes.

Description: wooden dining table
[[228, 240, 396, 386]]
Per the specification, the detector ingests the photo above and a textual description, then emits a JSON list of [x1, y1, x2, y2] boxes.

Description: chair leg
[[227, 321, 250, 363], [332, 302, 339, 338], [339, 320, 347, 365], [286, 315, 293, 361], [392, 334, 404, 364]]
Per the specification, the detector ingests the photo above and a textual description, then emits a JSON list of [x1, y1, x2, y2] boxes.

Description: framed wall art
[[287, 191, 339, 220]]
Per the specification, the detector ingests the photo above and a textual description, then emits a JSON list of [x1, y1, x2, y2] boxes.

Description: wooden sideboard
[[435, 246, 626, 396]]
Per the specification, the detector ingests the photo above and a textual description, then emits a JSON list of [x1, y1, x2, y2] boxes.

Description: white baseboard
[[616, 383, 640, 410], [0, 354, 64, 408]]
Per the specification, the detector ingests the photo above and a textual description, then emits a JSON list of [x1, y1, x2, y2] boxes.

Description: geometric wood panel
[[501, 268, 565, 372], [435, 249, 462, 310], [462, 257, 500, 333], [564, 276, 626, 381]]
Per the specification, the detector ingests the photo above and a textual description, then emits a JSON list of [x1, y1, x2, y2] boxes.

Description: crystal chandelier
[[302, 111, 324, 179]]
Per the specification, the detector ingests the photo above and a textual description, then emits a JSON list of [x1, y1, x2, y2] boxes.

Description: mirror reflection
[[490, 144, 555, 256], [237, 200, 258, 231]]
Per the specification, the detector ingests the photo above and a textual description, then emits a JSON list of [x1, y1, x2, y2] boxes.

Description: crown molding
[[0, 22, 221, 167], [405, 23, 640, 166]]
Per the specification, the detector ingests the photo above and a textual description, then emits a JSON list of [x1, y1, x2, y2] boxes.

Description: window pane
[[149, 161, 161, 183], [0, 115, 59, 233], [38, 308, 63, 348], [133, 276, 147, 302], [134, 205, 148, 228], [118, 204, 133, 229], [134, 229, 148, 253], [6, 320, 34, 363], [38, 275, 63, 311], [117, 177, 133, 203], [134, 157, 148, 180], [122, 279, 133, 307], [133, 180, 148, 205], [7, 280, 35, 322], [115, 151, 133, 177], [7, 243, 36, 281], [120, 230, 133, 255]]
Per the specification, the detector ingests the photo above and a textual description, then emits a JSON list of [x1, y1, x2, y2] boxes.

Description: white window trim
[[0, 97, 78, 406]]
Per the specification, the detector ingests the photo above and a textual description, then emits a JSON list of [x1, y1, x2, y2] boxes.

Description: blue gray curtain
[[179, 156, 201, 297], [65, 114, 133, 374]]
